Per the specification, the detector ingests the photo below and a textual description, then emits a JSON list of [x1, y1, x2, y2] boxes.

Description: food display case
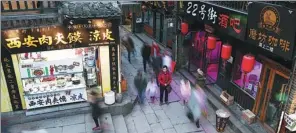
[[19, 56, 87, 109]]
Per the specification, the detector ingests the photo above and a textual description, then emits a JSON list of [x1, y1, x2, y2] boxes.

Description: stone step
[[112, 115, 128, 133], [99, 113, 115, 133]]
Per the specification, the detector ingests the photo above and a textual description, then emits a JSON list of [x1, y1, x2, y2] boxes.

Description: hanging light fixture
[[207, 36, 217, 50], [181, 22, 188, 35], [220, 44, 232, 74], [241, 54, 255, 89]]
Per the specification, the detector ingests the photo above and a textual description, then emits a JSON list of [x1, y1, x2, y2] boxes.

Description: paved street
[[5, 28, 234, 133]]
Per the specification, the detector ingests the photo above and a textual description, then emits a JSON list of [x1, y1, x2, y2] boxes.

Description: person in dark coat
[[141, 42, 151, 72], [87, 90, 102, 131], [152, 55, 162, 86], [121, 35, 135, 63], [134, 70, 148, 104]]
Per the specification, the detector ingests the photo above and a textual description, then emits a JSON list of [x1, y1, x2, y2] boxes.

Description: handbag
[[166, 85, 172, 93]]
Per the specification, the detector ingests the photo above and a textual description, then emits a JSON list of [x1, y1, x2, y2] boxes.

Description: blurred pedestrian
[[180, 79, 191, 105], [158, 65, 172, 105], [152, 54, 162, 85], [162, 51, 172, 72], [87, 90, 102, 131], [141, 42, 151, 72], [196, 68, 206, 88], [146, 77, 158, 103], [134, 70, 148, 104], [121, 34, 135, 63], [151, 41, 160, 58]]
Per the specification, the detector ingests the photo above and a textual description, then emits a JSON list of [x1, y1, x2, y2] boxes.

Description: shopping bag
[[166, 85, 172, 93]]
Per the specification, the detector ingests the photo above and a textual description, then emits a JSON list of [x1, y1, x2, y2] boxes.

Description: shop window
[[148, 10, 153, 28], [232, 52, 262, 98], [143, 11, 149, 24]]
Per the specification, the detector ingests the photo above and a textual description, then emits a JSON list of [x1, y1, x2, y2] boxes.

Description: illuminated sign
[[246, 2, 296, 60], [184, 1, 248, 41], [1, 19, 120, 54]]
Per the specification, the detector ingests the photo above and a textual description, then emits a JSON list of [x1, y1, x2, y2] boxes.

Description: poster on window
[[184, 1, 248, 41], [24, 88, 87, 109], [246, 2, 296, 60]]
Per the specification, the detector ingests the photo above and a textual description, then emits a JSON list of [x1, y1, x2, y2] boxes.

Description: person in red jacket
[[158, 65, 172, 105]]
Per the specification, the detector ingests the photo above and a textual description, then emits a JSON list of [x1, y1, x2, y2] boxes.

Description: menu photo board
[[184, 1, 248, 41], [246, 2, 296, 60]]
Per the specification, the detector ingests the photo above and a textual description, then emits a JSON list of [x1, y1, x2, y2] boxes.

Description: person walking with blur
[[180, 79, 191, 105], [146, 77, 158, 103], [121, 35, 135, 63], [162, 51, 172, 72], [87, 90, 102, 131], [134, 70, 148, 104], [141, 42, 151, 73], [158, 66, 172, 105]]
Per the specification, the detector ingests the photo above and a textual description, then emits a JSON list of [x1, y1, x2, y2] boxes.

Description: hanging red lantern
[[207, 36, 216, 50], [181, 22, 188, 35], [241, 54, 255, 73], [221, 44, 232, 60]]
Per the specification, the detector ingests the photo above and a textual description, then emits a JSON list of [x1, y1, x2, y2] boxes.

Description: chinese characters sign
[[1, 19, 120, 54], [246, 2, 296, 59], [24, 88, 87, 109], [109, 45, 119, 92], [184, 1, 247, 41], [1, 47, 23, 111]]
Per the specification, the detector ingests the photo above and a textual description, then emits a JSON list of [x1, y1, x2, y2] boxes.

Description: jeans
[[160, 85, 168, 103], [93, 116, 100, 127], [138, 90, 145, 103]]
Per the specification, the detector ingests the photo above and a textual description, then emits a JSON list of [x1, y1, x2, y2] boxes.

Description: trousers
[[160, 85, 168, 103]]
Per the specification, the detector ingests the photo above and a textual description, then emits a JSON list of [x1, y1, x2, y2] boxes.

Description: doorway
[[256, 64, 289, 132]]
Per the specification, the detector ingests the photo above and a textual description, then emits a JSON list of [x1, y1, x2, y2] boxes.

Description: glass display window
[[232, 52, 263, 98]]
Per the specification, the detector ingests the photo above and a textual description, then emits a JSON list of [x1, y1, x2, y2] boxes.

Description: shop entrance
[[254, 57, 289, 132], [188, 31, 222, 84]]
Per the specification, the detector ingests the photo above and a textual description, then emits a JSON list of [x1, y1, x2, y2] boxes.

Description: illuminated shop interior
[[15, 46, 113, 109]]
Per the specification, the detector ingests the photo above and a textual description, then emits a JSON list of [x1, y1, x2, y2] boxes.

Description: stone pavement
[[119, 27, 234, 133]]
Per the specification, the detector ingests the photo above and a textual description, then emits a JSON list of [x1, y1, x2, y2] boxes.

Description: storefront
[[1, 18, 121, 111], [141, 1, 175, 48], [184, 1, 296, 132], [120, 2, 142, 33]]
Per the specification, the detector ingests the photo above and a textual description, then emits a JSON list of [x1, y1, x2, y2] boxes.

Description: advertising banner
[[246, 2, 296, 60], [184, 1, 248, 41]]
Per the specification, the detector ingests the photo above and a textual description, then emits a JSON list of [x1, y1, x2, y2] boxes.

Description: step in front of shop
[[2, 93, 136, 127]]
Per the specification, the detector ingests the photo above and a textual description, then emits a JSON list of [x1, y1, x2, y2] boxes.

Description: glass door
[[259, 69, 289, 132]]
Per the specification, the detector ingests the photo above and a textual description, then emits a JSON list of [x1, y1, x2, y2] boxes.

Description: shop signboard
[[143, 1, 174, 12], [1, 19, 120, 54], [1, 46, 23, 111], [184, 1, 248, 41], [19, 57, 83, 79], [24, 87, 87, 109], [246, 2, 296, 60], [109, 44, 119, 92]]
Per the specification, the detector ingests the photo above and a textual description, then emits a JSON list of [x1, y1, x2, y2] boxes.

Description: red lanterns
[[241, 54, 255, 73], [221, 44, 232, 60], [181, 22, 188, 35], [207, 36, 216, 50]]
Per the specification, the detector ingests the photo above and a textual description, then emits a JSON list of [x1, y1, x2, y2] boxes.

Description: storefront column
[[175, 34, 187, 69], [152, 11, 156, 39]]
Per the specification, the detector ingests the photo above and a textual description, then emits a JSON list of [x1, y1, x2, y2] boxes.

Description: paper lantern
[[181, 22, 188, 35], [241, 54, 255, 73], [221, 44, 232, 60], [207, 36, 216, 50]]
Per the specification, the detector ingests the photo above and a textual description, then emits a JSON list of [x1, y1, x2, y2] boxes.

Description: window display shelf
[[24, 83, 86, 96], [21, 71, 83, 79]]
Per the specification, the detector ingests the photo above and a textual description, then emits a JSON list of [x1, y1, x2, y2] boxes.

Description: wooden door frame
[[252, 55, 290, 133]]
